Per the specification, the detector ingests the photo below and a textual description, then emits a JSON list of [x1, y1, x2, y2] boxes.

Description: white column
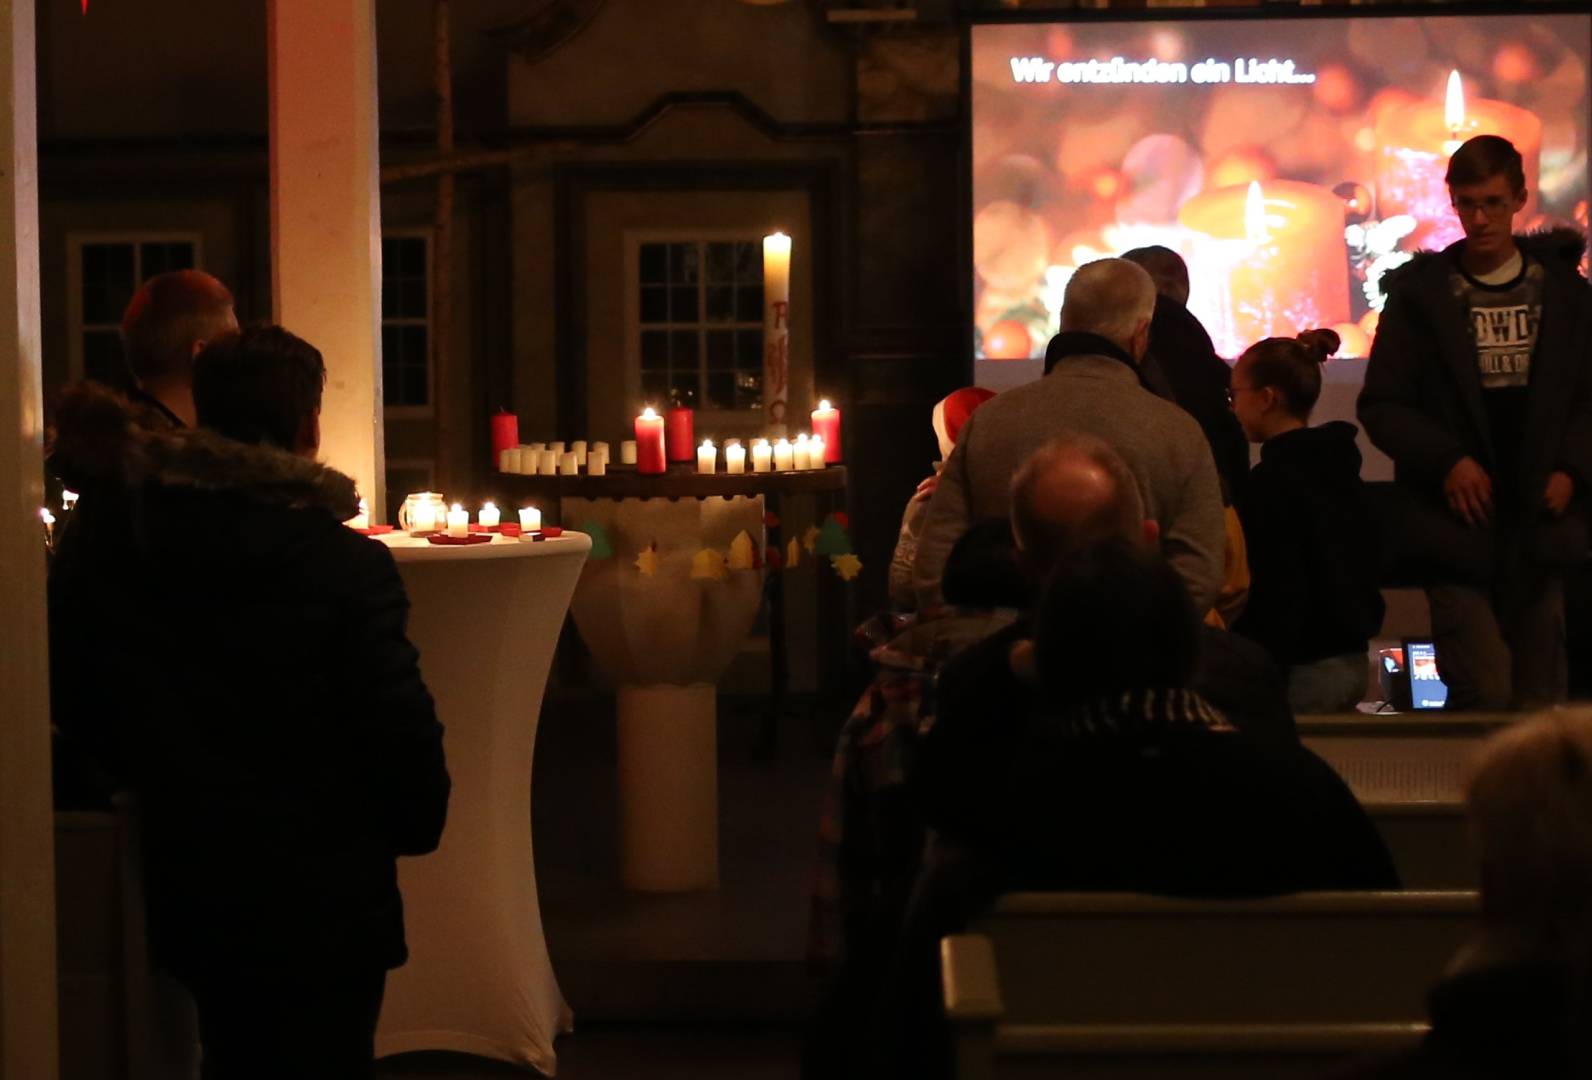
[[268, 0, 386, 517], [0, 0, 60, 1074]]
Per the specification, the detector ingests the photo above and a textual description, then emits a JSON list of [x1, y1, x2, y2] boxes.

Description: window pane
[[641, 371, 667, 402], [381, 325, 429, 407], [82, 243, 136, 324], [640, 286, 668, 324], [736, 329, 764, 368], [668, 371, 699, 407], [705, 242, 736, 284], [641, 330, 669, 370], [140, 241, 194, 279], [706, 371, 734, 410], [640, 243, 667, 283], [400, 280, 427, 320], [82, 331, 130, 390], [705, 285, 733, 322], [668, 243, 699, 284], [670, 330, 700, 368], [735, 285, 764, 324], [735, 241, 762, 283], [735, 371, 763, 411], [670, 285, 698, 323], [706, 329, 734, 368], [403, 365, 429, 407]]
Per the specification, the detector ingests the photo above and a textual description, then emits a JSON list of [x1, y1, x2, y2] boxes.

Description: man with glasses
[[1360, 134, 1592, 709]]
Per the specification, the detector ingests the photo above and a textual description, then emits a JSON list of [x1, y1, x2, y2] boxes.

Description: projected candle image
[[969, 12, 1586, 375]]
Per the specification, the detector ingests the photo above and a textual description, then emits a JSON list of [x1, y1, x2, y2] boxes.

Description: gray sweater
[[910, 354, 1226, 613]]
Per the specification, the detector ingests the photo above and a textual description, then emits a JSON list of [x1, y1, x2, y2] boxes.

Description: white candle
[[809, 435, 826, 467], [447, 503, 469, 538], [697, 439, 717, 475], [793, 433, 811, 471], [538, 450, 558, 476], [412, 499, 438, 534], [773, 438, 794, 472], [478, 501, 500, 529], [621, 440, 638, 465], [559, 452, 579, 476], [348, 497, 370, 530], [499, 448, 513, 473], [519, 505, 542, 532], [752, 439, 773, 473], [591, 441, 609, 460], [763, 232, 792, 433], [572, 440, 588, 466], [529, 442, 546, 453], [725, 442, 746, 475], [549, 441, 566, 456], [588, 454, 607, 476]]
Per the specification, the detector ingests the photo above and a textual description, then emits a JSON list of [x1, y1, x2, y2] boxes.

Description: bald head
[[1009, 434, 1146, 576], [1058, 258, 1158, 355], [1120, 245, 1190, 306], [120, 270, 236, 385]]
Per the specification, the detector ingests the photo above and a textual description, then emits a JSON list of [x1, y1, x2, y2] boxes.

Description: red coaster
[[468, 523, 523, 536], [354, 524, 395, 535], [542, 526, 564, 538], [427, 533, 493, 546]]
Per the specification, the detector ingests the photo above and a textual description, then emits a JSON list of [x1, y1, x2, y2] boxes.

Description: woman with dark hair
[[1230, 329, 1385, 713]]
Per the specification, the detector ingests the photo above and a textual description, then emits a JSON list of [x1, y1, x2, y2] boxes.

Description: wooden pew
[[942, 890, 1478, 1080]]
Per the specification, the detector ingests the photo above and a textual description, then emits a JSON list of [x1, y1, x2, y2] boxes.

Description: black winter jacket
[[1235, 421, 1385, 665], [48, 386, 450, 980], [1358, 230, 1592, 579]]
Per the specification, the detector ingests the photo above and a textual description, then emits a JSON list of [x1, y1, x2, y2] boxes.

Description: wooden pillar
[[267, 0, 386, 517], [0, 0, 60, 1074]]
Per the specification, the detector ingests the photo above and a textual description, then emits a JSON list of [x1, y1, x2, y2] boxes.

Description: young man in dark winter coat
[[1359, 134, 1592, 710], [48, 325, 450, 1079]]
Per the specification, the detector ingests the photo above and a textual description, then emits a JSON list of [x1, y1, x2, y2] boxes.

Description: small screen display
[[1407, 640, 1450, 710]]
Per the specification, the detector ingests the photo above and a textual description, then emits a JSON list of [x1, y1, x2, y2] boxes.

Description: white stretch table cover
[[372, 532, 590, 1074]]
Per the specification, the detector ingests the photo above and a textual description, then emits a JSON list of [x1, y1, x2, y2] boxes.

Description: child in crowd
[[886, 386, 996, 611], [1229, 329, 1385, 713]]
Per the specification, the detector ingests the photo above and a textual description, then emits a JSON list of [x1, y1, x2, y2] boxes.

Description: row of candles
[[390, 495, 543, 537]]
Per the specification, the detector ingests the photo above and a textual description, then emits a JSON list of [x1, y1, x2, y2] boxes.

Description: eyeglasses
[[1451, 195, 1517, 218], [1226, 384, 1258, 408]]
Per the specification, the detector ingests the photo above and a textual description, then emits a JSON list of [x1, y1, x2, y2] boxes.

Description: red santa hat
[[932, 387, 997, 459]]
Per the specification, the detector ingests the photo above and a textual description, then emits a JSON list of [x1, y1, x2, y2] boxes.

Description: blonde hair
[[1466, 710, 1592, 964]]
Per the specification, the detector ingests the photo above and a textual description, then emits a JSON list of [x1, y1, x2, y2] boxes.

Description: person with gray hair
[[911, 257, 1226, 616]]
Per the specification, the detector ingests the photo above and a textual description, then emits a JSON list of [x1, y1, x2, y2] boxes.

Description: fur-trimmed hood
[[1381, 227, 1587, 295], [49, 381, 359, 521]]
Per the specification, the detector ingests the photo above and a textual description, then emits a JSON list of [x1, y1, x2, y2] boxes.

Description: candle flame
[[451, 503, 463, 513], [701, 439, 714, 449], [753, 438, 769, 446], [795, 433, 809, 443], [40, 508, 55, 525], [482, 501, 496, 512], [775, 438, 791, 447], [61, 488, 79, 509], [1445, 70, 1466, 134], [1244, 181, 1270, 243], [818, 399, 831, 411], [641, 406, 658, 420]]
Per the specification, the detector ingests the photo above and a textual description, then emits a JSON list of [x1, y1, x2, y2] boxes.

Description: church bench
[[943, 890, 1478, 1080]]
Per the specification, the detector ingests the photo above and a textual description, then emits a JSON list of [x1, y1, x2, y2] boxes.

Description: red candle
[[490, 410, 519, 459], [635, 407, 666, 475], [810, 399, 841, 464], [665, 405, 695, 463]]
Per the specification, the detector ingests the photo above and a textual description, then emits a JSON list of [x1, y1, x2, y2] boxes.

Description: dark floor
[[379, 692, 840, 1078]]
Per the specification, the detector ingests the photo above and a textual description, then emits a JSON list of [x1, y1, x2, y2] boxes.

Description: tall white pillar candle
[[725, 442, 746, 474], [762, 231, 792, 434]]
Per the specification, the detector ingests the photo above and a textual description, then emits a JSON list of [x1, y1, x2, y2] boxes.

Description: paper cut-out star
[[831, 553, 863, 582], [635, 545, 659, 577], [802, 525, 821, 554], [786, 537, 802, 569], [727, 531, 756, 570]]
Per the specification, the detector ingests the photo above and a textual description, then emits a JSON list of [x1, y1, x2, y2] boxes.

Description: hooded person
[[1230, 328, 1386, 713], [48, 325, 450, 1079], [885, 386, 996, 611]]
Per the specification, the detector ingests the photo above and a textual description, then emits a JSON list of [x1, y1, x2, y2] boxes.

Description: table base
[[618, 684, 718, 891]]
